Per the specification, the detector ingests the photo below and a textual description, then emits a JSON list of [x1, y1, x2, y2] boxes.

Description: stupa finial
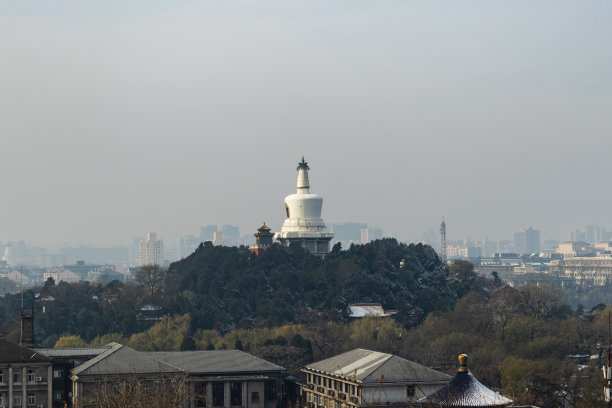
[[458, 354, 468, 372]]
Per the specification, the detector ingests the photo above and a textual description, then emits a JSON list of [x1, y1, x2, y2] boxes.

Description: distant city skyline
[[1, 1, 610, 246]]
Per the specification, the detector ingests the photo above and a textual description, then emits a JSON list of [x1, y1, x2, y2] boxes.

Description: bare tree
[[135, 264, 167, 297], [82, 373, 203, 408]]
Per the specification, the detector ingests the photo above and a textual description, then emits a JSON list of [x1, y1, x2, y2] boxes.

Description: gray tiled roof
[[35, 346, 111, 358], [306, 349, 450, 384], [147, 350, 285, 374], [72, 343, 183, 376], [0, 338, 50, 363]]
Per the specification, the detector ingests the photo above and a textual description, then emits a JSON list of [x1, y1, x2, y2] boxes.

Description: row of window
[[0, 370, 48, 384], [0, 392, 39, 406], [307, 373, 359, 397]]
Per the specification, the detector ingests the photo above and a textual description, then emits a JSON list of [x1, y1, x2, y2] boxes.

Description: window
[[53, 370, 63, 379], [54, 391, 63, 401], [14, 373, 21, 383], [308, 373, 312, 383], [323, 378, 327, 387], [0, 371, 3, 383], [344, 383, 348, 393], [28, 393, 35, 405], [27, 370, 35, 382], [264, 380, 276, 401], [14, 395, 22, 406], [0, 395, 4, 405], [212, 382, 224, 407], [251, 391, 259, 403], [407, 385, 415, 398], [317, 376, 321, 386], [230, 382, 242, 406]]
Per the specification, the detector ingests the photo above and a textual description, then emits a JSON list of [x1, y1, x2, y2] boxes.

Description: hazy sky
[[1, 0, 611, 246]]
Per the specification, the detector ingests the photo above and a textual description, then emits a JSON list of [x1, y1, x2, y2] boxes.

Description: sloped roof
[[305, 349, 450, 384], [72, 343, 183, 376], [348, 304, 396, 318], [147, 350, 285, 374], [418, 369, 512, 407], [35, 346, 111, 359], [0, 337, 50, 363]]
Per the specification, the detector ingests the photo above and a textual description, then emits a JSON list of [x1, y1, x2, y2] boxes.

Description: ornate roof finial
[[458, 354, 468, 372], [297, 157, 310, 171]]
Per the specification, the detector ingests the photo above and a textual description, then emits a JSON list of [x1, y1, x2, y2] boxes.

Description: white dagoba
[[276, 157, 334, 255]]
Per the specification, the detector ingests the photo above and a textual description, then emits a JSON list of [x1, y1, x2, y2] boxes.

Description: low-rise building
[[0, 338, 53, 408], [149, 350, 285, 408], [550, 256, 612, 286], [347, 304, 397, 318], [556, 242, 594, 257], [69, 343, 286, 408], [300, 349, 450, 408], [34, 345, 111, 408]]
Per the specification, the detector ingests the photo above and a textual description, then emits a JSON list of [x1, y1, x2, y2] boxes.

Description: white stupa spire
[[296, 156, 310, 192]]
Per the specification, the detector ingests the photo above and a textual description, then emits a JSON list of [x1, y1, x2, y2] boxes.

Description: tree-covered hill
[[165, 239, 456, 331], [0, 239, 468, 346]]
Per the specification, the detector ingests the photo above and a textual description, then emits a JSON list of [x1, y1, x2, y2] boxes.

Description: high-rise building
[[332, 223, 367, 243], [514, 227, 540, 254], [200, 225, 217, 242], [179, 235, 200, 258], [275, 157, 334, 255], [360, 227, 383, 244], [139, 232, 163, 266], [221, 225, 240, 245]]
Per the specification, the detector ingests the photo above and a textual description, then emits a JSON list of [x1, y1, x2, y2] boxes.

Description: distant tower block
[[251, 222, 274, 255], [440, 218, 447, 265], [276, 157, 334, 255], [139, 232, 164, 266]]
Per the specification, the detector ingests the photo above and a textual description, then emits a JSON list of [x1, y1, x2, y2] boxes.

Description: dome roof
[[418, 355, 513, 407]]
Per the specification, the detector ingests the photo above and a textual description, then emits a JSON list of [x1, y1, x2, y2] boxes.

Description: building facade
[[69, 343, 285, 408], [0, 338, 53, 408], [549, 256, 612, 286], [139, 232, 163, 266], [513, 227, 540, 255], [276, 158, 334, 256], [300, 349, 450, 408]]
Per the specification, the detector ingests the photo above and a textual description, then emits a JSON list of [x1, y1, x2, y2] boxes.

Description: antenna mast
[[440, 218, 447, 265]]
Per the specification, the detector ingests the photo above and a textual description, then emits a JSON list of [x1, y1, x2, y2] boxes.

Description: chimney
[[20, 307, 34, 348]]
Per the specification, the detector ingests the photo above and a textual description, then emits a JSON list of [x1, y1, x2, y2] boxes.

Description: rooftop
[[305, 349, 450, 384], [72, 343, 183, 377], [418, 355, 512, 407], [147, 349, 285, 374], [0, 337, 50, 363]]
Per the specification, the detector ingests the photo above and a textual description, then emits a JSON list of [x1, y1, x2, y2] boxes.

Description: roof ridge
[[72, 342, 124, 376]]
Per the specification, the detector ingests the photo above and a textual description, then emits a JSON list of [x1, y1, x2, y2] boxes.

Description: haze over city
[[1, 0, 611, 246]]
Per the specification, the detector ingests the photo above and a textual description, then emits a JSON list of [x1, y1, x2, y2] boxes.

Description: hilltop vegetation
[[0, 239, 461, 344], [166, 239, 457, 330]]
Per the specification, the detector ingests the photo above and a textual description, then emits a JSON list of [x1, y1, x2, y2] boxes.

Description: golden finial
[[458, 354, 468, 372]]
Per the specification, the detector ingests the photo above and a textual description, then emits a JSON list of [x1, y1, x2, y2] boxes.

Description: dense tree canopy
[[166, 239, 455, 330]]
